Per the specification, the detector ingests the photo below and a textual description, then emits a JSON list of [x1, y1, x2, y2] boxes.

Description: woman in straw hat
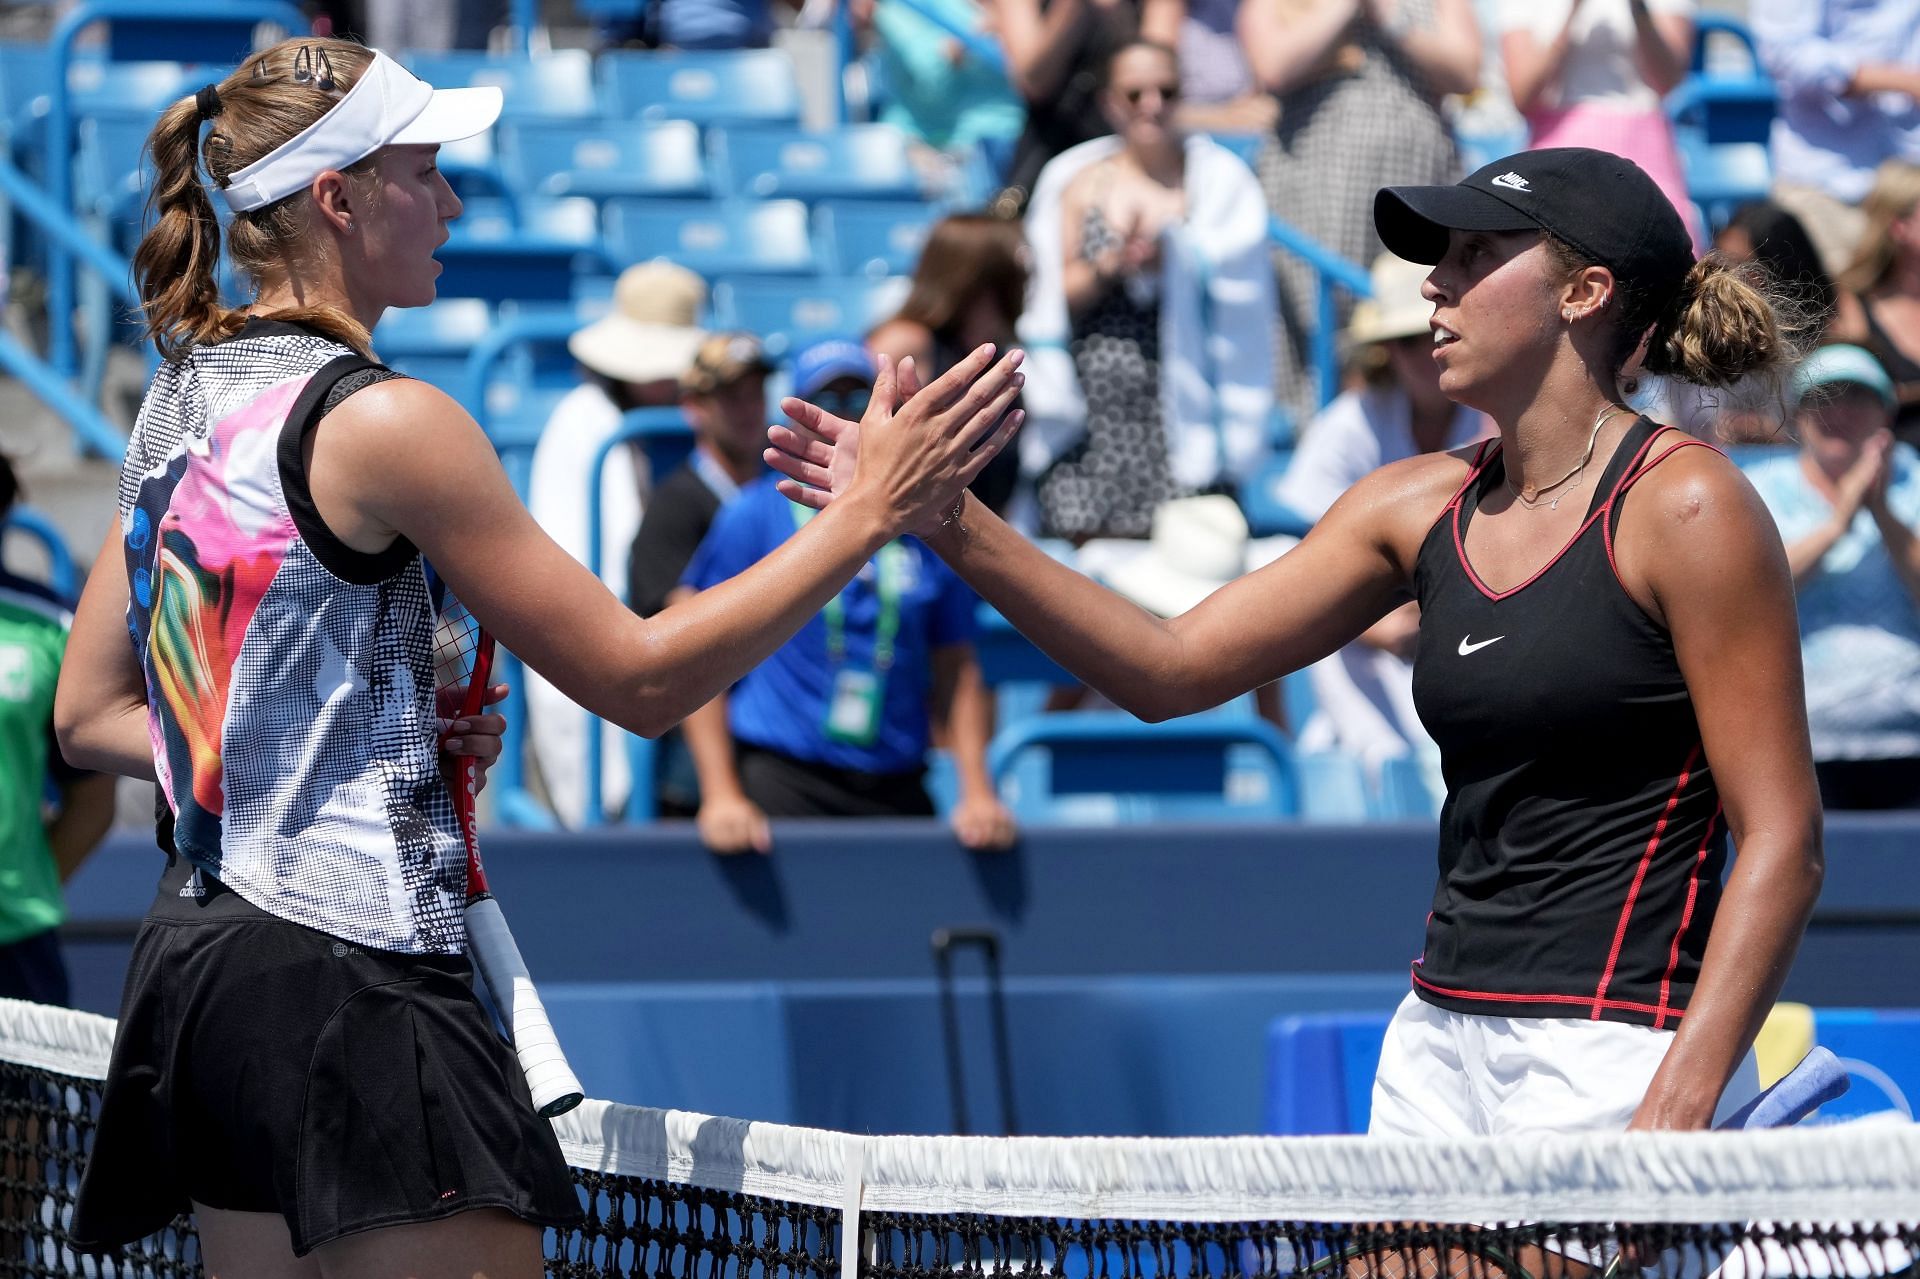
[[52, 37, 1023, 1277], [772, 147, 1821, 1140]]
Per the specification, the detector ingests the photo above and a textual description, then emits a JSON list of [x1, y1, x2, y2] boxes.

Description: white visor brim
[[220, 50, 503, 214]]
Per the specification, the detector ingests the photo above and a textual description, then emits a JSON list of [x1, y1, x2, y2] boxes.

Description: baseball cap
[[1374, 148, 1695, 310], [791, 338, 876, 399], [221, 50, 503, 213], [682, 333, 773, 395], [1792, 344, 1897, 411]]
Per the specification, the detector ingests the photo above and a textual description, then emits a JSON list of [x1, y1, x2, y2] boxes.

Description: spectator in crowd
[[1499, 0, 1698, 247], [362, 0, 499, 50], [0, 455, 113, 1006], [1655, 200, 1836, 442], [1239, 0, 1479, 421], [1752, 0, 1920, 276], [1831, 162, 1920, 440], [986, 0, 1184, 209], [677, 342, 1017, 853], [853, 0, 1026, 170], [1173, 0, 1274, 133], [1273, 253, 1489, 773], [526, 261, 707, 828], [628, 332, 776, 819], [1745, 346, 1920, 810], [1020, 40, 1275, 542], [870, 213, 1030, 515]]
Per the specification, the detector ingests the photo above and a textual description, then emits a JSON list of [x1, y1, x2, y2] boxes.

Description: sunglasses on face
[[812, 388, 873, 419], [1122, 84, 1181, 106]]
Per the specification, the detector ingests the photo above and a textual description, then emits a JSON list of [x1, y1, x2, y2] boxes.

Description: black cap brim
[[1373, 184, 1544, 265]]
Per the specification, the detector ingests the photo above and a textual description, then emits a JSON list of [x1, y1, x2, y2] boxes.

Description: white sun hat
[[1345, 253, 1436, 348], [220, 49, 503, 213], [1100, 496, 1251, 619]]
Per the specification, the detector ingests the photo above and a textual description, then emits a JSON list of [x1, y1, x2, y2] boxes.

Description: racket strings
[[432, 596, 484, 711]]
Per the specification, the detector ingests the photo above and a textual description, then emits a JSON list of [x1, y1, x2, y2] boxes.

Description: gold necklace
[[1506, 404, 1630, 511]]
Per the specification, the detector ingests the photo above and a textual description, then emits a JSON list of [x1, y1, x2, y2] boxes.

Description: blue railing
[[1266, 216, 1372, 411], [0, 507, 79, 602], [43, 0, 306, 402], [580, 408, 695, 822], [0, 154, 134, 459]]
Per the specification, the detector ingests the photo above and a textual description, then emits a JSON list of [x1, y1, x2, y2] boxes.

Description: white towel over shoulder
[[1018, 134, 1277, 492]]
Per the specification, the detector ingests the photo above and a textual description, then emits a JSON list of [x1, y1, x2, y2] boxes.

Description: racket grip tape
[[465, 896, 585, 1118]]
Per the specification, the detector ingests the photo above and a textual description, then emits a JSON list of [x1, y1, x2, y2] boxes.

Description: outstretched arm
[[769, 397, 1451, 721], [1619, 450, 1823, 1130], [315, 348, 1023, 741]]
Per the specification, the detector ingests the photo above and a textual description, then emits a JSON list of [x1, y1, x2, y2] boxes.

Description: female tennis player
[[772, 147, 1822, 1137], [52, 37, 1022, 1279]]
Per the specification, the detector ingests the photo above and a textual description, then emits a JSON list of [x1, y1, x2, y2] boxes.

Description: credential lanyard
[[790, 501, 905, 672]]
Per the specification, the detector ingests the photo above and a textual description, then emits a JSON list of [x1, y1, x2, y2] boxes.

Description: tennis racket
[[434, 594, 585, 1119]]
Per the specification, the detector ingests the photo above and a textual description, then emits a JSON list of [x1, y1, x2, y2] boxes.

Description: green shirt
[[0, 573, 74, 945]]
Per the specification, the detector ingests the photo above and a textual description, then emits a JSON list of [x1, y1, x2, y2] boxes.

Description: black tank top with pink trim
[[1407, 417, 1725, 1029]]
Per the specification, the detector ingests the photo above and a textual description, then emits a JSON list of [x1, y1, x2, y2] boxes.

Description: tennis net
[[0, 997, 1915, 1278]]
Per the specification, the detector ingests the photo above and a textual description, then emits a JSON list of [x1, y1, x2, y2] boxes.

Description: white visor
[[220, 49, 502, 213]]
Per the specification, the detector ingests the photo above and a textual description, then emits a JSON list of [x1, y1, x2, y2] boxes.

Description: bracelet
[[937, 492, 968, 530]]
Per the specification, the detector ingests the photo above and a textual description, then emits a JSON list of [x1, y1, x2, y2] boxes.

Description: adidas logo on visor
[[1490, 172, 1530, 192]]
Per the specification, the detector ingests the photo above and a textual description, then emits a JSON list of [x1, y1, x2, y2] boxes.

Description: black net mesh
[[1, 1049, 1915, 1279]]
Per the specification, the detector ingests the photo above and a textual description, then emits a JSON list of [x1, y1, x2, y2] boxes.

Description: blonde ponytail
[[136, 94, 243, 360]]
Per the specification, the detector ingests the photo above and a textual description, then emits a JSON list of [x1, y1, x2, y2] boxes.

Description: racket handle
[[465, 895, 585, 1118]]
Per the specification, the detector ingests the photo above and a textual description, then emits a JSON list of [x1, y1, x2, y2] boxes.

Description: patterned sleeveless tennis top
[[118, 318, 466, 953]]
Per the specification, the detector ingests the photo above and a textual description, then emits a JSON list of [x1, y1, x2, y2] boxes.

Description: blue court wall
[[58, 815, 1920, 1135]]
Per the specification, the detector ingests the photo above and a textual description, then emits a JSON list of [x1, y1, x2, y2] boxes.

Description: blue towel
[[1717, 1046, 1850, 1130]]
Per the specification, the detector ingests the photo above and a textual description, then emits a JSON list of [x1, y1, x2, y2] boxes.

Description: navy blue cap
[[1374, 148, 1696, 309], [792, 338, 876, 399]]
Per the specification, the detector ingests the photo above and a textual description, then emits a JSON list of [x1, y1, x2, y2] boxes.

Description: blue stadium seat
[[988, 711, 1300, 824], [714, 125, 923, 201], [1672, 13, 1776, 148], [498, 119, 708, 200], [712, 275, 910, 355], [374, 299, 494, 391], [1296, 752, 1371, 824], [0, 42, 58, 141], [1674, 133, 1771, 233], [438, 126, 508, 203], [403, 51, 599, 120], [75, 115, 155, 222], [815, 200, 940, 278], [603, 198, 815, 276], [438, 198, 611, 304], [1265, 1010, 1392, 1135], [597, 49, 801, 126], [66, 59, 198, 117]]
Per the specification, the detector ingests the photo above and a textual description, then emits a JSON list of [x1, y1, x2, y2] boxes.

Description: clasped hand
[[764, 343, 1026, 530]]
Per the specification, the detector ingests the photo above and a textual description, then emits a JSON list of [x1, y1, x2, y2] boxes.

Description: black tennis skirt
[[72, 855, 582, 1256]]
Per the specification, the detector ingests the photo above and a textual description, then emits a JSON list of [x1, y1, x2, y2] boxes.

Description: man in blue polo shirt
[[677, 339, 1017, 854]]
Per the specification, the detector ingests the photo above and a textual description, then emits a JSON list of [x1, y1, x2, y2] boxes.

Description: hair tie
[[194, 84, 221, 122]]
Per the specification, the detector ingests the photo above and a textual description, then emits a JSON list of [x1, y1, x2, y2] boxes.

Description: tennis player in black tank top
[[771, 147, 1824, 1139]]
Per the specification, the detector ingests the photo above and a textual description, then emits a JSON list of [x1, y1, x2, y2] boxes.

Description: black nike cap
[[1374, 148, 1696, 309]]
